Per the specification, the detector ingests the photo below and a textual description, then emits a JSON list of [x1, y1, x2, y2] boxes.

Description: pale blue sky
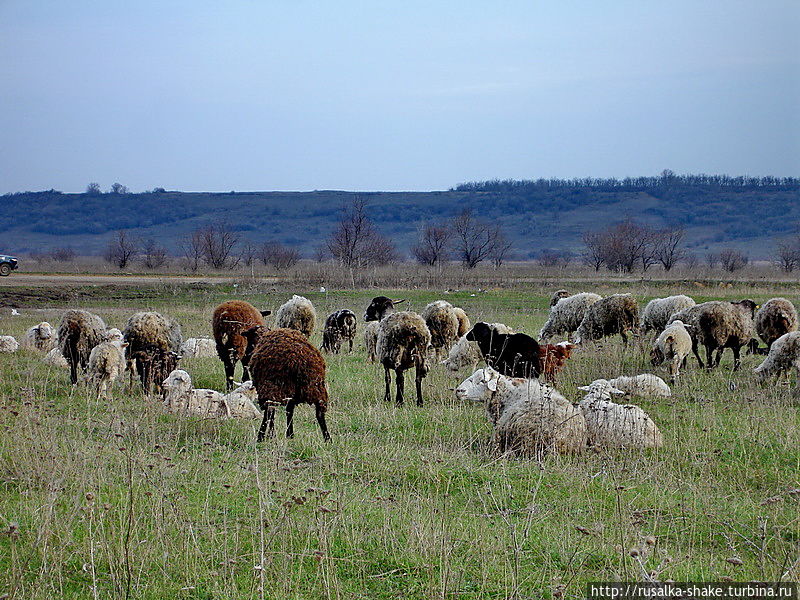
[[1, 1, 797, 193]]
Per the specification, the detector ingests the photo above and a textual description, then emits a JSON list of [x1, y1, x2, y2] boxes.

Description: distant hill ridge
[[3, 174, 799, 259]]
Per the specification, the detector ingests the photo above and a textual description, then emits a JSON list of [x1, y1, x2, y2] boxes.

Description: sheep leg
[[731, 346, 741, 371], [620, 331, 628, 347], [285, 400, 296, 438], [713, 348, 723, 368], [415, 365, 424, 407], [257, 406, 276, 442], [670, 356, 680, 383], [348, 338, 353, 353], [704, 345, 716, 370], [692, 339, 704, 368], [395, 368, 405, 406], [383, 366, 392, 403], [315, 405, 331, 441], [224, 360, 236, 391]]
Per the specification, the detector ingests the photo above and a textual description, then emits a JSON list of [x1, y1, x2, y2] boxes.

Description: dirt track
[[0, 274, 278, 288]]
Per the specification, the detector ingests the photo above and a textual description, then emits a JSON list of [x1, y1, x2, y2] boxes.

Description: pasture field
[[0, 279, 798, 599]]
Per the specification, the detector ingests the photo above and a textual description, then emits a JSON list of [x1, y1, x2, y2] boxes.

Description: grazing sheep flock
[[2, 287, 793, 455]]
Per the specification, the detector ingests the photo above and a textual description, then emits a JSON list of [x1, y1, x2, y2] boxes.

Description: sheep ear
[[486, 376, 498, 392], [392, 299, 406, 305], [577, 385, 591, 391], [121, 342, 129, 348], [260, 310, 271, 316], [610, 387, 625, 395], [665, 335, 674, 343]]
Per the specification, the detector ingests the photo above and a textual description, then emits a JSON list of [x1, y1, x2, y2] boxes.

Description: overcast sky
[[1, 1, 798, 193]]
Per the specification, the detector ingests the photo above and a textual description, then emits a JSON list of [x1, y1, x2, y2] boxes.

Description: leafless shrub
[[705, 252, 719, 269], [197, 220, 240, 269], [326, 196, 396, 268], [140, 239, 169, 270], [683, 252, 699, 269], [774, 237, 800, 273], [179, 230, 204, 272], [582, 219, 657, 273], [103, 230, 138, 269], [719, 248, 748, 272], [50, 246, 76, 262], [412, 223, 452, 266], [654, 225, 686, 271], [451, 208, 501, 269], [258, 241, 301, 271]]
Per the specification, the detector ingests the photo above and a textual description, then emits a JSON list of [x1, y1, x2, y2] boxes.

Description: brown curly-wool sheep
[[242, 326, 330, 442], [754, 298, 798, 350], [421, 300, 460, 354], [574, 294, 640, 345], [212, 300, 271, 390], [376, 311, 431, 405], [58, 310, 108, 384], [453, 307, 470, 338], [123, 311, 182, 393], [669, 299, 756, 370]]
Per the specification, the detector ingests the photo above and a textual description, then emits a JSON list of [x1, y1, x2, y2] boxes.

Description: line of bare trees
[[582, 219, 688, 273]]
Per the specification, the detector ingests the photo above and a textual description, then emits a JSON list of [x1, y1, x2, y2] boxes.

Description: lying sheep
[[754, 298, 798, 350], [322, 309, 357, 354], [87, 340, 128, 398], [574, 294, 640, 345], [754, 331, 800, 392], [180, 337, 217, 359], [0, 336, 19, 352], [376, 311, 431, 405], [276, 295, 316, 338], [162, 369, 261, 418], [21, 322, 56, 352], [363, 321, 380, 362], [243, 326, 331, 441], [456, 367, 586, 456], [421, 300, 460, 355], [539, 292, 602, 340], [641, 295, 695, 335], [58, 310, 108, 384], [44, 347, 69, 368], [606, 374, 671, 398], [578, 380, 663, 449], [453, 307, 470, 337], [441, 323, 515, 372], [650, 320, 693, 382], [669, 300, 756, 370]]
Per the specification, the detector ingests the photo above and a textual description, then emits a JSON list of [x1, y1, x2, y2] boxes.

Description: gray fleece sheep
[[275, 295, 316, 338], [668, 300, 756, 370], [641, 295, 695, 334], [578, 380, 663, 449], [539, 292, 602, 340], [574, 294, 640, 345], [87, 340, 128, 398], [363, 320, 380, 362], [421, 300, 460, 355], [58, 310, 108, 384], [650, 320, 693, 382], [123, 311, 182, 393], [754, 298, 798, 350], [376, 311, 431, 405], [754, 331, 800, 392]]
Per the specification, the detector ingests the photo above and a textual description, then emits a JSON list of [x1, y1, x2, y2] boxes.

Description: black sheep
[[465, 322, 541, 378], [364, 296, 405, 322]]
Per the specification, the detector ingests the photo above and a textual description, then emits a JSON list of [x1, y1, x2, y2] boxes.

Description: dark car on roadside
[[0, 254, 19, 276]]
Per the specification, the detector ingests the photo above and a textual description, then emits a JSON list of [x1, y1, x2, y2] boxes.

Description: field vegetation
[[0, 279, 798, 598]]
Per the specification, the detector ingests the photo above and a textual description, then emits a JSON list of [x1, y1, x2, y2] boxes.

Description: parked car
[[0, 254, 19, 276]]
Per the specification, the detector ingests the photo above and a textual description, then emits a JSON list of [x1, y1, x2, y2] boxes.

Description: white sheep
[[456, 367, 586, 456], [21, 322, 56, 352], [87, 340, 128, 398], [162, 369, 260, 419], [539, 292, 602, 340], [44, 347, 69, 368], [0, 336, 20, 353], [606, 374, 671, 398], [275, 295, 316, 338], [104, 328, 124, 342], [578, 380, 663, 449], [441, 323, 514, 372], [754, 331, 800, 391], [641, 295, 696, 335], [650, 320, 693, 382], [180, 337, 217, 359]]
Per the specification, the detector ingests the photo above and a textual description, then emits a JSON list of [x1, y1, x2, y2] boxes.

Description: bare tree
[[370, 235, 400, 266], [582, 231, 605, 271], [179, 230, 204, 272], [239, 240, 258, 267], [326, 196, 394, 268], [654, 226, 686, 271], [258, 241, 301, 270], [312, 244, 330, 263], [140, 239, 168, 269], [86, 182, 101, 196], [109, 182, 129, 194], [197, 220, 240, 269], [683, 252, 699, 270], [451, 209, 498, 269], [705, 252, 719, 269], [103, 230, 138, 269], [412, 223, 452, 266], [719, 248, 748, 272], [50, 246, 77, 262], [774, 237, 800, 273], [489, 229, 513, 268]]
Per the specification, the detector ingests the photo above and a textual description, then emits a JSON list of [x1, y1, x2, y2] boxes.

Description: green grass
[[1, 284, 798, 599]]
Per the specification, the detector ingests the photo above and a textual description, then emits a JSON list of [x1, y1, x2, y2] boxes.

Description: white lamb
[[104, 328, 124, 342], [21, 322, 56, 352], [455, 367, 586, 456], [180, 337, 217, 359], [650, 320, 693, 382], [641, 295, 696, 335], [0, 336, 19, 353], [539, 292, 602, 340], [754, 331, 800, 392], [162, 369, 260, 419], [578, 380, 663, 449], [606, 374, 671, 398], [441, 322, 514, 372], [44, 347, 69, 368], [87, 340, 128, 397]]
